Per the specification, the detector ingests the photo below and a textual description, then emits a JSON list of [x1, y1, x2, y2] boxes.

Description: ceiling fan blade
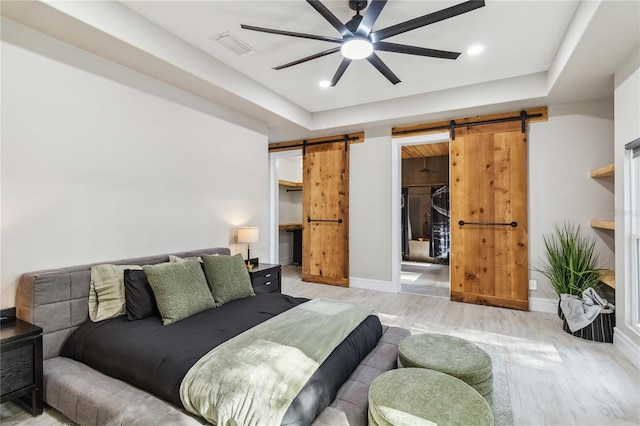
[[367, 53, 400, 85], [330, 58, 352, 86], [273, 47, 342, 70], [371, 0, 485, 42], [306, 0, 353, 37], [374, 41, 460, 59], [241, 24, 342, 44], [356, 0, 387, 37]]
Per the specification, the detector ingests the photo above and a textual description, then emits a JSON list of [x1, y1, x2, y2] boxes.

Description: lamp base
[[247, 258, 259, 268]]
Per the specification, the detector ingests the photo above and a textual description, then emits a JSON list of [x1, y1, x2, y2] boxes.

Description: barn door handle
[[458, 220, 517, 228], [307, 217, 343, 224]]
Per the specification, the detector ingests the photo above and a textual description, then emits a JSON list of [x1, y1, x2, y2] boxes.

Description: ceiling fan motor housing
[[349, 1, 368, 12]]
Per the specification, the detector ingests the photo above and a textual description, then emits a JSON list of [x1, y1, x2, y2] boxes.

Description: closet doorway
[[391, 132, 451, 297], [268, 150, 303, 267]]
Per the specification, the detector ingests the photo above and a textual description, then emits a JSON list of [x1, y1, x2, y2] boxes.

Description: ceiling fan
[[241, 0, 485, 87]]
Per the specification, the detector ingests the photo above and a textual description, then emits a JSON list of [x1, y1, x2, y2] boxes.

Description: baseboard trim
[[350, 276, 395, 293], [529, 296, 559, 313], [613, 328, 640, 368], [278, 256, 293, 266]]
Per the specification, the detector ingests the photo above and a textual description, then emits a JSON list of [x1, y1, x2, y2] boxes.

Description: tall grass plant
[[533, 223, 602, 296]]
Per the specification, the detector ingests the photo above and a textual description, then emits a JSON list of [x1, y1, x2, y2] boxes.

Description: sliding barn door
[[302, 142, 349, 286], [450, 122, 529, 310]]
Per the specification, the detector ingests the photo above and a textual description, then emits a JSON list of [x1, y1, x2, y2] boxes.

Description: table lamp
[[237, 226, 259, 267]]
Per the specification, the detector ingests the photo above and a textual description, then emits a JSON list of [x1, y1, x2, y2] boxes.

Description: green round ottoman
[[368, 368, 494, 426], [398, 334, 493, 404]]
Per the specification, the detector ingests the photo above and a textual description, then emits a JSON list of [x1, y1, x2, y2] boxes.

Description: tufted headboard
[[16, 247, 231, 360]]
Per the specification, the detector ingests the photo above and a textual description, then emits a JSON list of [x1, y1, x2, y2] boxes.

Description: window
[[626, 137, 640, 329]]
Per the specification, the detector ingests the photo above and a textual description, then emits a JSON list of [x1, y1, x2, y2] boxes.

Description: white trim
[[529, 296, 559, 313], [629, 147, 640, 333], [613, 328, 640, 368], [350, 276, 395, 293], [391, 132, 450, 294], [268, 149, 303, 265]]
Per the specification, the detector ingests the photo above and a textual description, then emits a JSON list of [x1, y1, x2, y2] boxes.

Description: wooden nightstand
[[1, 316, 43, 416], [248, 264, 281, 294]]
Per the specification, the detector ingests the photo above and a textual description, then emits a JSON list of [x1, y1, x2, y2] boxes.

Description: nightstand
[[248, 263, 281, 294], [1, 317, 43, 416]]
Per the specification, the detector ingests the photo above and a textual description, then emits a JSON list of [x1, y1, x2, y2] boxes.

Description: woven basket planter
[[558, 302, 615, 343]]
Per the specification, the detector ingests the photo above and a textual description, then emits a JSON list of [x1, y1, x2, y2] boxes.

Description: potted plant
[[533, 222, 602, 301], [533, 222, 616, 342]]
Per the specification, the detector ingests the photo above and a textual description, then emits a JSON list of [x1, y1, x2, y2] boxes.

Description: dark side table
[[248, 263, 282, 294], [1, 317, 43, 416]]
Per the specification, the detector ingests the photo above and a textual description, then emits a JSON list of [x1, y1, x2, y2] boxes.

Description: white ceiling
[[2, 0, 639, 142], [121, 0, 579, 113]]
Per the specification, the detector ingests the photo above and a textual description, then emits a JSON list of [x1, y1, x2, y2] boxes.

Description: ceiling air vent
[[212, 31, 255, 56]]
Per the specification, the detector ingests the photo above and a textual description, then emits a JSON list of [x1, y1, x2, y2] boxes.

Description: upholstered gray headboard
[[16, 247, 231, 360]]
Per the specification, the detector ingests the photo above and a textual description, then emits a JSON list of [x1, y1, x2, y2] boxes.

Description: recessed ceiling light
[[319, 80, 331, 88], [467, 45, 484, 55]]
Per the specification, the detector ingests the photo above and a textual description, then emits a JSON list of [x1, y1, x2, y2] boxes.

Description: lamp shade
[[237, 227, 259, 244]]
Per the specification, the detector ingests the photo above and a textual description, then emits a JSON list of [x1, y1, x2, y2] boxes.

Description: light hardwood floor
[[2, 265, 639, 425]]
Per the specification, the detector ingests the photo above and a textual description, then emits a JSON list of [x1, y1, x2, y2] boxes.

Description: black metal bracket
[[450, 120, 456, 140], [458, 220, 517, 227], [344, 134, 349, 151], [520, 110, 527, 133], [308, 217, 343, 224], [302, 139, 307, 157]]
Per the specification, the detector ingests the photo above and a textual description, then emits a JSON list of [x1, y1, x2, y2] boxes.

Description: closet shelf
[[279, 223, 302, 231], [279, 180, 302, 188], [590, 220, 614, 231], [590, 163, 614, 178], [599, 269, 615, 289]]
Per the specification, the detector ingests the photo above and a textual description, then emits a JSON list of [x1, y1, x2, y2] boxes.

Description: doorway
[[268, 150, 303, 266], [401, 150, 450, 297], [391, 132, 451, 296]]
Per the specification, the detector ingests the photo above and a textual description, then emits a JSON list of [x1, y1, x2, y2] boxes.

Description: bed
[[16, 247, 409, 426]]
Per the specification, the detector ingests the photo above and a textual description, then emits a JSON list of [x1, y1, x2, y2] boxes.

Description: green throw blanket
[[180, 298, 374, 426]]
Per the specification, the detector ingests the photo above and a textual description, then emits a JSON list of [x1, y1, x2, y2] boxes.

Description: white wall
[[0, 20, 269, 309], [529, 100, 616, 299], [349, 128, 393, 287], [613, 51, 640, 361]]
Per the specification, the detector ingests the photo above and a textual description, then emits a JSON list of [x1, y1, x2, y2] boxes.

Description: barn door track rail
[[393, 110, 545, 139]]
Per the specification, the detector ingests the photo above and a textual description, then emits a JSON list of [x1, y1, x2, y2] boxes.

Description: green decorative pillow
[[202, 254, 255, 306], [89, 264, 142, 322], [143, 259, 216, 325]]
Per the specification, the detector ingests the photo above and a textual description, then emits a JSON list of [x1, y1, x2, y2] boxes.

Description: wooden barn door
[[302, 141, 349, 286], [450, 121, 529, 310]]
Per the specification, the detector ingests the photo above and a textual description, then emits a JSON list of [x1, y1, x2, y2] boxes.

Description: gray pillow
[[202, 254, 255, 306], [143, 259, 216, 325], [168, 254, 203, 263]]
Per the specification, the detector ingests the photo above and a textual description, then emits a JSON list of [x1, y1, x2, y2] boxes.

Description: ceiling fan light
[[341, 38, 373, 60]]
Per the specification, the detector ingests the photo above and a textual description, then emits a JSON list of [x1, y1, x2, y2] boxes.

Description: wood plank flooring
[[2, 265, 639, 425]]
